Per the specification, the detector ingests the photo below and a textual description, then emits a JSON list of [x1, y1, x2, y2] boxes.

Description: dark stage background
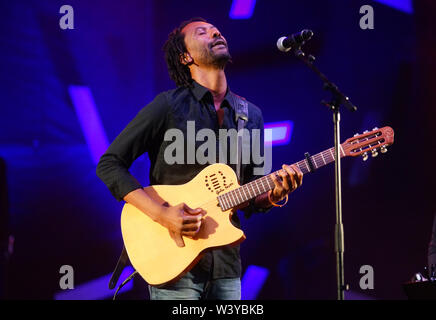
[[0, 0, 435, 300]]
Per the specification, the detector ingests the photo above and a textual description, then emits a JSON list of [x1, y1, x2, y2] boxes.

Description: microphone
[[277, 29, 314, 52]]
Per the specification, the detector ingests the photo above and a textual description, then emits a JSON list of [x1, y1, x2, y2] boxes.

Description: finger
[[181, 230, 200, 237], [182, 221, 202, 231], [288, 165, 300, 189], [279, 165, 289, 193], [170, 230, 185, 247], [284, 165, 299, 190], [183, 203, 206, 216], [270, 171, 283, 190], [291, 164, 303, 187], [182, 212, 204, 224], [270, 172, 284, 198], [283, 164, 296, 192]]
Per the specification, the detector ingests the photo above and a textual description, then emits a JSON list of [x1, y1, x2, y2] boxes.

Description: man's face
[[181, 21, 231, 68]]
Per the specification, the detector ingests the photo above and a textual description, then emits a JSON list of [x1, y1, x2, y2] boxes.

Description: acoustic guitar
[[121, 126, 394, 286]]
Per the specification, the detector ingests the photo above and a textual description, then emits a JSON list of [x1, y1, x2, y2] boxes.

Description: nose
[[212, 29, 221, 38]]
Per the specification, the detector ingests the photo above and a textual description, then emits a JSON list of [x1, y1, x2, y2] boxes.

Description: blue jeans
[[148, 267, 241, 300]]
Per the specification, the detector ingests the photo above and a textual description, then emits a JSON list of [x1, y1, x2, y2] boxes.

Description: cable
[[112, 270, 138, 300]]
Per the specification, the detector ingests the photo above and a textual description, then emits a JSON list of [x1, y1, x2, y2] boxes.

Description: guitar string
[[194, 136, 384, 210]]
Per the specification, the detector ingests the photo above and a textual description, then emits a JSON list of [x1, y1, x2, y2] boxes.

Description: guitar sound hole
[[204, 173, 228, 193]]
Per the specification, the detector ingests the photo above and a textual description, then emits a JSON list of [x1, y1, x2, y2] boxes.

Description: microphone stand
[[292, 47, 357, 300]]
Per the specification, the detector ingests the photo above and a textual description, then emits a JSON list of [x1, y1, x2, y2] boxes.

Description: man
[[96, 17, 303, 300]]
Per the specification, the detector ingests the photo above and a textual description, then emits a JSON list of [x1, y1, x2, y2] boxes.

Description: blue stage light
[[373, 0, 413, 13], [229, 0, 257, 19], [264, 121, 293, 146], [241, 265, 270, 300]]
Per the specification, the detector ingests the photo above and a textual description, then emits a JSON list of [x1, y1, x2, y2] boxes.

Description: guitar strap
[[109, 246, 128, 290], [231, 92, 249, 184], [109, 92, 249, 291]]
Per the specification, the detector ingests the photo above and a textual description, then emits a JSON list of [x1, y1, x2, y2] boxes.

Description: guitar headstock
[[342, 126, 394, 160]]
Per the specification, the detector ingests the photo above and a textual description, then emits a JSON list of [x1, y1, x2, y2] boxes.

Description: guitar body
[[120, 163, 246, 286]]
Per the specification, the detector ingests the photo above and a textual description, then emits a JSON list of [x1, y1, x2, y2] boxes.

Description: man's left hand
[[270, 164, 303, 203]]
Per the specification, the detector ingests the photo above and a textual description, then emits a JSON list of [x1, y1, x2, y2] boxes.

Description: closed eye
[[196, 27, 207, 35]]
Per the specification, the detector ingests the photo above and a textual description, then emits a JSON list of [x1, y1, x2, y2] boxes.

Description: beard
[[198, 45, 232, 69]]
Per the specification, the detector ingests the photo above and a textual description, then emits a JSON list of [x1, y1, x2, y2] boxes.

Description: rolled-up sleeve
[[96, 92, 170, 201]]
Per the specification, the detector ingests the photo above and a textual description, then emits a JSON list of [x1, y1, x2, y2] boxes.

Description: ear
[[180, 52, 193, 65]]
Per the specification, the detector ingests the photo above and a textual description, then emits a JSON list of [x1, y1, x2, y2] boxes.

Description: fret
[[234, 188, 240, 204], [301, 161, 309, 174], [242, 185, 251, 200], [243, 185, 250, 201], [260, 176, 267, 193], [303, 159, 310, 173], [249, 182, 257, 199], [229, 190, 236, 207], [320, 152, 326, 165], [249, 184, 256, 199], [312, 156, 319, 169], [217, 196, 223, 210], [325, 149, 332, 162], [224, 194, 231, 209], [237, 187, 245, 202], [267, 174, 275, 189], [340, 145, 345, 157], [296, 162, 303, 175], [221, 195, 228, 210], [323, 150, 332, 163], [329, 148, 334, 161], [254, 179, 262, 194]]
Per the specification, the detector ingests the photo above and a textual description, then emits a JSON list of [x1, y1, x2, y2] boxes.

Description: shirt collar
[[190, 80, 235, 110]]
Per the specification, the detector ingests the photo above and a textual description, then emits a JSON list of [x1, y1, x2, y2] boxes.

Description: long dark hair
[[162, 17, 207, 88]]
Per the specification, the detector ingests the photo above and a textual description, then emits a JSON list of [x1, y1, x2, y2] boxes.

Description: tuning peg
[[372, 127, 379, 130], [362, 152, 368, 161], [380, 145, 388, 153], [363, 130, 369, 134], [354, 133, 359, 137], [371, 149, 378, 157]]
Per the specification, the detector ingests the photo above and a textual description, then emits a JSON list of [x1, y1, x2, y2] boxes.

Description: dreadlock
[[163, 17, 208, 88]]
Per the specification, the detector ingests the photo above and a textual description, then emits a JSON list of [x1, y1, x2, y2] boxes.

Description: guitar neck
[[217, 145, 346, 211]]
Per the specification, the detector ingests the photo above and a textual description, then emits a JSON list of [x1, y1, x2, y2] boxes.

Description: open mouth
[[211, 40, 226, 48]]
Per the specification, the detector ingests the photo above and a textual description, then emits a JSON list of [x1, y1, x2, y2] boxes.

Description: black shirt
[[96, 80, 269, 280]]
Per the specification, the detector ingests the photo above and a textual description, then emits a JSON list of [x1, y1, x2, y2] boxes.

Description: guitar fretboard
[[217, 145, 346, 211]]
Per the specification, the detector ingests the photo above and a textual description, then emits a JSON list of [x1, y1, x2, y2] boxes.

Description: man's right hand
[[158, 203, 206, 247]]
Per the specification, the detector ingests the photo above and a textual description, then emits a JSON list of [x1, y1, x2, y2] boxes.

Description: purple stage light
[[264, 121, 293, 146], [373, 0, 413, 13], [54, 266, 135, 300], [241, 265, 270, 300], [68, 85, 109, 165], [229, 0, 257, 19], [345, 290, 376, 300]]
